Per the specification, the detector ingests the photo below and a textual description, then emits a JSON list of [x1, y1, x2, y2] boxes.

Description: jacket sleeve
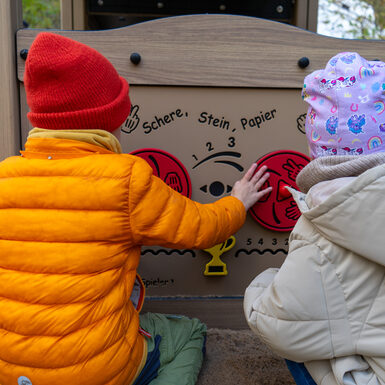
[[128, 157, 246, 249], [306, 356, 381, 385], [243, 236, 352, 363], [305, 360, 338, 385]]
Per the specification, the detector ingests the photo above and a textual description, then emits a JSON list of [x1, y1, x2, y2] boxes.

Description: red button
[[278, 183, 292, 200], [249, 150, 310, 232], [130, 148, 192, 198]]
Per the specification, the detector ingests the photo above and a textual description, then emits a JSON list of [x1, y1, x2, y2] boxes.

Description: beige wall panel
[[121, 86, 306, 298]]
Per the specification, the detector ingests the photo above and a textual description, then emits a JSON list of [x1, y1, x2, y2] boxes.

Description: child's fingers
[[256, 186, 273, 200], [252, 169, 270, 189], [243, 163, 258, 181], [250, 165, 268, 183]]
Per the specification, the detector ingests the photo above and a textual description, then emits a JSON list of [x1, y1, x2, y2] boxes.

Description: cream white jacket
[[244, 164, 385, 385]]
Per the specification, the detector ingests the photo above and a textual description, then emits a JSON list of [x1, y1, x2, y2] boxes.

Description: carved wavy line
[[214, 160, 244, 171], [192, 151, 241, 169], [235, 248, 288, 257], [142, 249, 196, 257]]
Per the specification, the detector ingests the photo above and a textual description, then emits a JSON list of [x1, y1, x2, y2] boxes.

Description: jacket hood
[[290, 163, 385, 267]]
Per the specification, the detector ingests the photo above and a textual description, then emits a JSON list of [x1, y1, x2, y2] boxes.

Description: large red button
[[130, 148, 192, 198], [249, 150, 310, 232]]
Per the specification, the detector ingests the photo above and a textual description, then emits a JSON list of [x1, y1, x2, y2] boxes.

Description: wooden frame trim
[[60, 0, 73, 30], [0, 0, 23, 158]]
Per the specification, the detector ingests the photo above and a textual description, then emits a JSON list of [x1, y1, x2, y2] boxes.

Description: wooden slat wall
[[17, 15, 385, 89], [0, 1, 23, 159]]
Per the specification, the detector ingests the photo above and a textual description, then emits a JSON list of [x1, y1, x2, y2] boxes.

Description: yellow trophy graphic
[[203, 236, 236, 276]]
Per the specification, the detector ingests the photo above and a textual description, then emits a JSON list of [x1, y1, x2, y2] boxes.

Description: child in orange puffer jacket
[[0, 32, 271, 385]]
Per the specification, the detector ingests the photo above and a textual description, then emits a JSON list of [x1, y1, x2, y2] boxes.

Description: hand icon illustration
[[285, 201, 301, 220], [282, 159, 305, 182], [296, 113, 307, 134], [165, 172, 183, 193], [122, 105, 140, 134], [130, 149, 192, 198]]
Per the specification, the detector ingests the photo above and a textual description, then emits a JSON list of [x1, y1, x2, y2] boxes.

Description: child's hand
[[231, 163, 272, 211]]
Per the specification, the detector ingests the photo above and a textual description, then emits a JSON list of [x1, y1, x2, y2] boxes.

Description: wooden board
[[17, 14, 385, 88]]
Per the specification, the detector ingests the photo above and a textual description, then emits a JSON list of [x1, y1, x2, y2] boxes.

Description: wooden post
[[73, 0, 86, 30], [307, 0, 319, 32], [0, 0, 23, 158], [295, 0, 319, 32], [60, 0, 73, 29], [60, 0, 86, 30]]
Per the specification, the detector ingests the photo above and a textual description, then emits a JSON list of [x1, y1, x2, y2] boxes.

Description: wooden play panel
[[14, 14, 385, 326]]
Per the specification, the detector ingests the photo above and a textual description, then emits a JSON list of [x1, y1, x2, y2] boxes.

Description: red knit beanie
[[24, 32, 131, 132]]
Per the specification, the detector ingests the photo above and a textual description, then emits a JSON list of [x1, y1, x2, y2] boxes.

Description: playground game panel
[[121, 86, 309, 296]]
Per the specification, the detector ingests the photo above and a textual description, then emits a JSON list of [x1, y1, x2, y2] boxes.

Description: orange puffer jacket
[[0, 137, 246, 385]]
